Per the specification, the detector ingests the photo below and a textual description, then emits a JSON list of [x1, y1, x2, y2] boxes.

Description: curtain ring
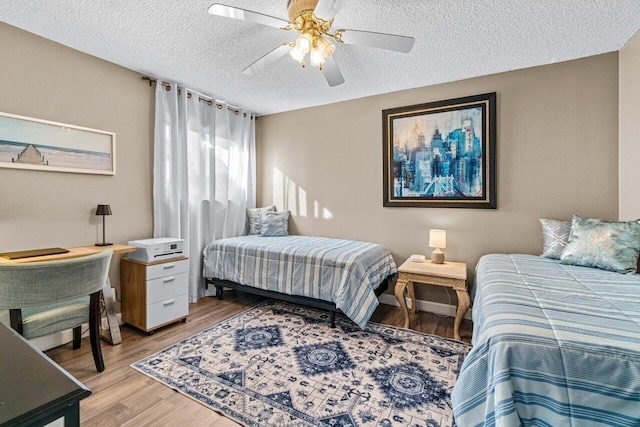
[[207, 100, 212, 106], [165, 85, 171, 91], [187, 92, 192, 98], [216, 104, 223, 109], [243, 113, 247, 118], [234, 110, 239, 115]]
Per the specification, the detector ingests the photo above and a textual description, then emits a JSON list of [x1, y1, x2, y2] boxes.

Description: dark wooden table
[[0, 322, 91, 426]]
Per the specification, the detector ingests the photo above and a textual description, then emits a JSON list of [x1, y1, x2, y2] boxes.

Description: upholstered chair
[[0, 250, 112, 372]]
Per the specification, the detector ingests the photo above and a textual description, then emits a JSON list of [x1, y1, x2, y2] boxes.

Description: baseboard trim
[[31, 313, 124, 352], [31, 325, 89, 352], [33, 297, 470, 351], [378, 294, 472, 321]]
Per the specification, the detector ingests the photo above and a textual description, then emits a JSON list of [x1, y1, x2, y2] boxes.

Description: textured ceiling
[[2, 0, 640, 115]]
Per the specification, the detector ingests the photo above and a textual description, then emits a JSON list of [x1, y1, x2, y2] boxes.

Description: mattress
[[203, 235, 397, 328], [452, 254, 640, 426]]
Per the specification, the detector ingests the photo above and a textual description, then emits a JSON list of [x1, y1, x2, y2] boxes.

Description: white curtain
[[153, 82, 256, 302]]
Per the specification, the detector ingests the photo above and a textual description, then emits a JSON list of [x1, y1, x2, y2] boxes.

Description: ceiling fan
[[207, 0, 415, 87]]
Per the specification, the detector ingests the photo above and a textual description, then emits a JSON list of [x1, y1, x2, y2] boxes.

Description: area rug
[[131, 300, 471, 427]]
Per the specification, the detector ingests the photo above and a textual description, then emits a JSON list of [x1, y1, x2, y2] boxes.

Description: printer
[[127, 238, 185, 263]]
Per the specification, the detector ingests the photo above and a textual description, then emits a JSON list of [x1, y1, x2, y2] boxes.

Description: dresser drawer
[[146, 272, 188, 305], [146, 293, 188, 329], [147, 259, 189, 280]]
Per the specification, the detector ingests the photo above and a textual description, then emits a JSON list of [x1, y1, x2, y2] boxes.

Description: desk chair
[[0, 250, 112, 372]]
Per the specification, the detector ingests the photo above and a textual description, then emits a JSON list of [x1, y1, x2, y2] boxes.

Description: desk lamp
[[429, 229, 446, 264], [95, 204, 113, 246]]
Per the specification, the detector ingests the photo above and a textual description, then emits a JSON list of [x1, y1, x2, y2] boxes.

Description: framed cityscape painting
[[383, 92, 496, 208], [0, 112, 115, 175]]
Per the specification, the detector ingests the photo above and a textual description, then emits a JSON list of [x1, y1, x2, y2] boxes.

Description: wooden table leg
[[394, 276, 411, 329], [100, 278, 122, 345], [454, 288, 471, 341], [408, 281, 417, 314]]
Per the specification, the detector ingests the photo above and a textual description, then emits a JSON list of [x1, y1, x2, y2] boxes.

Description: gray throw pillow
[[246, 205, 276, 235], [539, 218, 571, 259], [559, 215, 640, 274], [260, 211, 290, 237]]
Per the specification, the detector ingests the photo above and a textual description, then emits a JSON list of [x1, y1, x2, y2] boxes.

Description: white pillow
[[246, 205, 276, 235]]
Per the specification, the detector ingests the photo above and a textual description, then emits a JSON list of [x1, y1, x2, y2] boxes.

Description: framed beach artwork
[[0, 112, 115, 175], [382, 92, 496, 208]]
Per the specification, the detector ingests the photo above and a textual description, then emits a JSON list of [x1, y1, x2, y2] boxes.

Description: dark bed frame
[[206, 274, 395, 328]]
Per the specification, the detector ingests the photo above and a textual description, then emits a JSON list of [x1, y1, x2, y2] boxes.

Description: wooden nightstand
[[395, 258, 469, 340]]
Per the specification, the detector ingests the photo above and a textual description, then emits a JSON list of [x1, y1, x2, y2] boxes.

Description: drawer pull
[[163, 264, 175, 269], [163, 277, 175, 283], [163, 299, 176, 306]]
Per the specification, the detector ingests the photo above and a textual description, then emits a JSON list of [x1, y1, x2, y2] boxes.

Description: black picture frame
[[382, 92, 496, 208]]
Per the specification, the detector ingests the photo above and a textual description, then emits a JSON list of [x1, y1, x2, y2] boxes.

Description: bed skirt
[[206, 275, 394, 328]]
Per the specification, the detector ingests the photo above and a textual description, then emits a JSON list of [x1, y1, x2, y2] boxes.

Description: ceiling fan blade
[[242, 44, 292, 76], [335, 29, 415, 53], [322, 56, 345, 87], [208, 3, 291, 30], [313, 0, 345, 22]]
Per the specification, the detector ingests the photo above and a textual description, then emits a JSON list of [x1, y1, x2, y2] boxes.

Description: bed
[[202, 235, 397, 329], [452, 254, 640, 426]]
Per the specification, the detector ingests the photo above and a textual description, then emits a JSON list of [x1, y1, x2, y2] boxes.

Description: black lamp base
[[95, 243, 113, 246]]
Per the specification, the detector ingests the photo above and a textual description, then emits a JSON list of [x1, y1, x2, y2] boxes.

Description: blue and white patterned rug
[[131, 301, 471, 427]]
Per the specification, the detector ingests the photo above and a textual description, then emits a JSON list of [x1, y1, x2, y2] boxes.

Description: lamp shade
[[429, 229, 446, 249], [96, 204, 112, 216]]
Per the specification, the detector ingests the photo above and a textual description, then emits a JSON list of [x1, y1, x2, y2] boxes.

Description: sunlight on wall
[[273, 167, 284, 208], [298, 187, 307, 218], [273, 167, 332, 219], [287, 177, 297, 216]]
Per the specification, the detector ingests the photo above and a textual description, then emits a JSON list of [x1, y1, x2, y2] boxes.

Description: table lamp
[[95, 204, 113, 246], [429, 229, 446, 264]]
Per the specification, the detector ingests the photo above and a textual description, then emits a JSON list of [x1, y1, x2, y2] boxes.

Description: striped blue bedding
[[202, 235, 397, 328], [452, 254, 640, 426]]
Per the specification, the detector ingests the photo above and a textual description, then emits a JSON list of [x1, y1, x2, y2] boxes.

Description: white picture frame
[[0, 111, 115, 175]]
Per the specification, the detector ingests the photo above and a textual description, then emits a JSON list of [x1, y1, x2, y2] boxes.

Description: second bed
[[203, 235, 397, 329]]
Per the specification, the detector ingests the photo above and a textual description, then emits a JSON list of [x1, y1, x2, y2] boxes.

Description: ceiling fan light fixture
[[310, 36, 334, 67], [209, 0, 414, 86], [310, 47, 324, 67], [318, 36, 335, 59], [289, 45, 306, 64], [295, 33, 313, 54]]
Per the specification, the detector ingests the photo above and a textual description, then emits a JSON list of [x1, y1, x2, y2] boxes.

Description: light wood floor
[[46, 292, 472, 426]]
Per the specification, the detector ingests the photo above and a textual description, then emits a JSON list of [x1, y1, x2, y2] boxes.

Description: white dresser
[[121, 257, 189, 334]]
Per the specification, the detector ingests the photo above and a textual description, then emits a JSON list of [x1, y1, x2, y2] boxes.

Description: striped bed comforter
[[202, 235, 397, 329], [452, 254, 640, 426]]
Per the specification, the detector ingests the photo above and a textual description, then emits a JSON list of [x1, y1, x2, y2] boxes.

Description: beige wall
[[0, 23, 154, 303], [257, 53, 619, 303], [619, 30, 640, 221]]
